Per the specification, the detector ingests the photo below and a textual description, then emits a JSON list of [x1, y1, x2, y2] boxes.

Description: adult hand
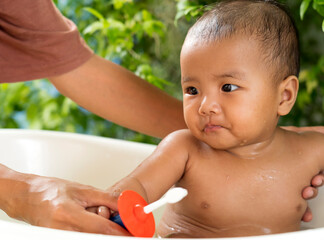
[[282, 126, 324, 222], [301, 171, 324, 222], [86, 187, 123, 220], [2, 171, 130, 235]]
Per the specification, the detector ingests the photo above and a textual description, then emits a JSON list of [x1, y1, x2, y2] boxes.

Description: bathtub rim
[[0, 129, 323, 239]]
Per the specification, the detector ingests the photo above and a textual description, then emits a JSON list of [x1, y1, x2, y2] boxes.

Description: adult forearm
[[0, 163, 129, 234], [0, 164, 29, 220], [49, 55, 187, 138], [281, 126, 324, 134]]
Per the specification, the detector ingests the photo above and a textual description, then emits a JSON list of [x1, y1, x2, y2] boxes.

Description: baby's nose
[[198, 96, 221, 115]]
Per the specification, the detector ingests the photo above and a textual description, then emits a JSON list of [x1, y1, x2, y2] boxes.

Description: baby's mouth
[[203, 124, 223, 133]]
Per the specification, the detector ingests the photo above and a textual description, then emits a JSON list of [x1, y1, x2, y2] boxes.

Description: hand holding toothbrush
[[88, 187, 188, 237]]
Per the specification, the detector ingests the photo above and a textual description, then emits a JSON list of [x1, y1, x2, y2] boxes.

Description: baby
[[107, 0, 324, 238]]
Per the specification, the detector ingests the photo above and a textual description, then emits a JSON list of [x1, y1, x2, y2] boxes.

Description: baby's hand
[[87, 206, 114, 219], [87, 187, 121, 219], [98, 206, 112, 219], [87, 206, 112, 219]]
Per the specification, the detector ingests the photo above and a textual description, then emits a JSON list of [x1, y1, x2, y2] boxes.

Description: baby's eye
[[185, 87, 199, 95], [221, 84, 239, 92]]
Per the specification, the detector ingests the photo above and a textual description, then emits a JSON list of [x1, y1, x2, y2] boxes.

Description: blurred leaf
[[174, 0, 204, 25], [83, 7, 105, 21], [297, 90, 312, 108], [313, 1, 324, 16], [143, 20, 165, 37], [300, 0, 312, 20], [306, 79, 318, 93], [142, 9, 152, 21], [83, 21, 104, 35], [113, 0, 132, 10]]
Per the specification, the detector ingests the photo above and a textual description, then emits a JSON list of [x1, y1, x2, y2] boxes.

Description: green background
[[0, 0, 323, 144]]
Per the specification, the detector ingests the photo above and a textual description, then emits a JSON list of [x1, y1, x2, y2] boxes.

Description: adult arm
[[282, 126, 324, 134], [0, 0, 186, 138], [0, 164, 130, 235], [0, 0, 186, 233], [49, 55, 186, 138]]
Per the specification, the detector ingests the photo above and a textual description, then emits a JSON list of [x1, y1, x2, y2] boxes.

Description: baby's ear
[[277, 75, 299, 116]]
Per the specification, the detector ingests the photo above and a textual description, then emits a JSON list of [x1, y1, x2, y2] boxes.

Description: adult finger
[[74, 187, 118, 211], [311, 173, 324, 187], [302, 186, 318, 200], [86, 206, 98, 214], [301, 206, 313, 222]]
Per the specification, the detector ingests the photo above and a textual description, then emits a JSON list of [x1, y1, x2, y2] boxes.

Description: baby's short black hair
[[186, 0, 300, 81]]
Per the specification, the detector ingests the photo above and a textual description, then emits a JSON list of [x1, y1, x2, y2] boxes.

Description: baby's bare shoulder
[[161, 129, 200, 147], [150, 130, 200, 169]]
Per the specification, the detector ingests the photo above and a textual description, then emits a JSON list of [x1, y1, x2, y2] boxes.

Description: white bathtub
[[0, 129, 323, 240]]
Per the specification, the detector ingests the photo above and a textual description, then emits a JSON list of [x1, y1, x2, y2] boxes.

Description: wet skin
[[156, 36, 324, 237], [109, 35, 324, 238], [157, 129, 323, 238]]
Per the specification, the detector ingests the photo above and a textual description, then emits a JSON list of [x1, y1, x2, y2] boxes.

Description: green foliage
[[81, 2, 167, 86], [1, 0, 170, 144], [300, 0, 324, 31], [1, 81, 90, 132], [174, 0, 205, 24], [1, 0, 323, 142]]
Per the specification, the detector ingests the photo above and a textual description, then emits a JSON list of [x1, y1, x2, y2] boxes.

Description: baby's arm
[[108, 130, 192, 205]]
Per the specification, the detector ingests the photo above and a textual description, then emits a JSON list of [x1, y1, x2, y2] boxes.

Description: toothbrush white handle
[[143, 187, 188, 214], [143, 198, 167, 214]]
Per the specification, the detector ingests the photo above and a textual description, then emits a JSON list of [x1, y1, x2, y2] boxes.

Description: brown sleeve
[[0, 0, 94, 83]]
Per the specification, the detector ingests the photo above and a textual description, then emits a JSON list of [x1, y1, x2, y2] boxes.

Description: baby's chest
[[178, 157, 316, 227]]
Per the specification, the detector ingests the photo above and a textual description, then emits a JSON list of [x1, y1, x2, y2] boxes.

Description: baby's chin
[[196, 136, 240, 150]]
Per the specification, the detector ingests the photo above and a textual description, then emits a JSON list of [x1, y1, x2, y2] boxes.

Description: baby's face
[[180, 35, 281, 150]]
